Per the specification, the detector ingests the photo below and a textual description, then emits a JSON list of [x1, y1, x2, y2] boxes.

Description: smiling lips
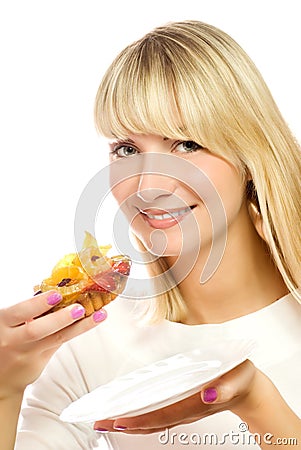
[[139, 206, 195, 229]]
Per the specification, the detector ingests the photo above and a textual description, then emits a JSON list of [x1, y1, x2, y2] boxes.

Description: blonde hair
[[94, 20, 301, 321]]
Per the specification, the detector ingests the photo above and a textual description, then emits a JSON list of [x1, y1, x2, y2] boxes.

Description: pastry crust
[[35, 232, 131, 316]]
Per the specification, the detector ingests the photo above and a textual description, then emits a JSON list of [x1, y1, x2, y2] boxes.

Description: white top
[[16, 292, 301, 449]]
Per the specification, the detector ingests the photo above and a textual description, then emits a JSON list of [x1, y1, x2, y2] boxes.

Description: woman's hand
[[94, 360, 259, 434], [0, 290, 107, 399], [94, 360, 301, 448]]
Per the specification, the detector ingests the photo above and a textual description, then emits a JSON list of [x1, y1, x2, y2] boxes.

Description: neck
[[166, 204, 288, 325]]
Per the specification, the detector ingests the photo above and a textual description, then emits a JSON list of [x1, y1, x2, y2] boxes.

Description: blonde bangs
[[95, 44, 186, 140], [94, 24, 253, 169], [95, 38, 208, 142]]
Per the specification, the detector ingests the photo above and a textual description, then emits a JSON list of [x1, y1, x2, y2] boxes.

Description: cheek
[[111, 179, 136, 206], [203, 159, 245, 215], [111, 185, 124, 205]]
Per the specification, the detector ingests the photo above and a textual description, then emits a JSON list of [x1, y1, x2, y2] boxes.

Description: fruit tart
[[34, 232, 131, 316]]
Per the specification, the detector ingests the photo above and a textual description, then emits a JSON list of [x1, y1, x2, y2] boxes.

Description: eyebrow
[[111, 135, 135, 144], [112, 135, 170, 143]]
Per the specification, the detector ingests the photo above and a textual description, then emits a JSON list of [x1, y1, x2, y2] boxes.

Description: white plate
[[60, 339, 255, 423]]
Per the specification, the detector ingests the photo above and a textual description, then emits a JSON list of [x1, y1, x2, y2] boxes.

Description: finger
[[93, 420, 169, 435], [200, 359, 256, 405], [107, 394, 205, 431], [115, 427, 174, 435], [3, 290, 63, 326], [11, 303, 89, 343], [95, 425, 168, 435], [39, 308, 107, 351], [93, 420, 116, 433]]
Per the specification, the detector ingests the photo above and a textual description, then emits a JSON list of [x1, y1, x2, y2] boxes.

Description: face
[[109, 134, 248, 260]]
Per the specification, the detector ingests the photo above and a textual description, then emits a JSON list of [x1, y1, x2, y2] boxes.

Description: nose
[[137, 172, 177, 203], [135, 151, 177, 202]]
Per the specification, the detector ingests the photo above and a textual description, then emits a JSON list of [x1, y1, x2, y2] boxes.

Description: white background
[[0, 0, 300, 306]]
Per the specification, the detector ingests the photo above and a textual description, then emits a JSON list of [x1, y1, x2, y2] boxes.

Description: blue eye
[[175, 141, 203, 153]]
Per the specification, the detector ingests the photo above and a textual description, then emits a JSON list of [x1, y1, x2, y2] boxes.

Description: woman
[[2, 20, 301, 449]]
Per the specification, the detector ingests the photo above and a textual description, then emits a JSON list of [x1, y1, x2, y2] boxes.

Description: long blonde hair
[[94, 20, 301, 321]]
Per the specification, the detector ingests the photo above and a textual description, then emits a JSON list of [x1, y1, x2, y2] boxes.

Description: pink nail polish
[[47, 292, 62, 305], [93, 309, 107, 323], [71, 305, 85, 319], [114, 426, 127, 431], [203, 388, 218, 403], [95, 428, 109, 433]]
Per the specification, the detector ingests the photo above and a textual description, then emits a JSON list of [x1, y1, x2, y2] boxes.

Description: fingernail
[[71, 305, 86, 319], [47, 292, 62, 305], [203, 388, 218, 403], [114, 425, 127, 430], [93, 309, 107, 323], [95, 428, 109, 433]]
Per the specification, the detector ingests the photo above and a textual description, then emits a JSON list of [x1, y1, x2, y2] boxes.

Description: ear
[[247, 202, 267, 242]]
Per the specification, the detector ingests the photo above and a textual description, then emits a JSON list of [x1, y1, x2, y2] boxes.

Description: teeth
[[144, 207, 191, 220]]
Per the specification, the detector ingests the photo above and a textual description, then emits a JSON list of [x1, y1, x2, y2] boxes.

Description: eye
[[110, 145, 138, 158], [174, 141, 203, 153]]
